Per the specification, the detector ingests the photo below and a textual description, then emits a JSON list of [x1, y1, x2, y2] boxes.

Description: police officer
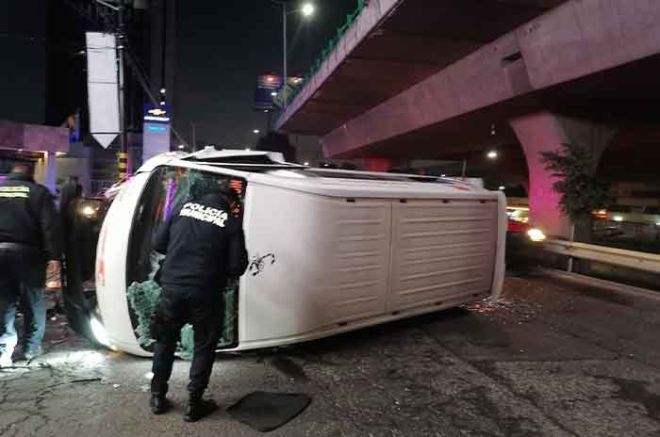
[[150, 179, 248, 422], [0, 163, 61, 367]]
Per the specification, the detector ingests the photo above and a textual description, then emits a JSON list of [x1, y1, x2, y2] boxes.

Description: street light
[[301, 3, 315, 17], [272, 1, 316, 107], [191, 122, 203, 152], [253, 129, 261, 135], [486, 150, 498, 160]]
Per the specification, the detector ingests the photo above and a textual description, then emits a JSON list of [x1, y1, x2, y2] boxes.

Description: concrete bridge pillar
[[363, 157, 392, 173], [510, 112, 616, 238]]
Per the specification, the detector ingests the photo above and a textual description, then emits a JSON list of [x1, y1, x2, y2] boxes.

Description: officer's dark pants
[[151, 286, 222, 398], [0, 246, 46, 359]]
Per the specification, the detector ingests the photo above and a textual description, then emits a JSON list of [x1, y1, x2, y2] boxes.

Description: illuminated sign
[[143, 122, 171, 162], [143, 103, 172, 162], [254, 74, 283, 110], [144, 104, 171, 123], [148, 108, 167, 116]]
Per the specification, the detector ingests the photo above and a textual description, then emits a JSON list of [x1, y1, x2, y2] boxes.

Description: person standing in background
[[59, 176, 83, 213], [0, 163, 62, 367]]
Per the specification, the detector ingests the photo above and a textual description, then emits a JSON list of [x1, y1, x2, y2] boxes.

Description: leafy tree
[[540, 142, 609, 241]]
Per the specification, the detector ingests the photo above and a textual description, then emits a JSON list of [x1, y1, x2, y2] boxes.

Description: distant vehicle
[[66, 149, 508, 357], [593, 225, 625, 238], [592, 208, 660, 229], [505, 206, 546, 270]]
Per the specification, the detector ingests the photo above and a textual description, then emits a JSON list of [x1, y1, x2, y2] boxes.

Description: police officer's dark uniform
[[0, 166, 61, 367], [150, 183, 248, 422]]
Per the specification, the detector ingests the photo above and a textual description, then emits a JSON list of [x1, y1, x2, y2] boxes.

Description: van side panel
[[241, 184, 392, 343], [388, 200, 498, 311], [240, 184, 501, 346]]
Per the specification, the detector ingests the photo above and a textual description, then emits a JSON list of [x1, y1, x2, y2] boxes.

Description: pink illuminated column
[[510, 112, 615, 238], [363, 157, 392, 173], [510, 113, 567, 237]]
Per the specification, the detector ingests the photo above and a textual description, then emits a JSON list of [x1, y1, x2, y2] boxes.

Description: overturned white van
[[92, 149, 507, 356]]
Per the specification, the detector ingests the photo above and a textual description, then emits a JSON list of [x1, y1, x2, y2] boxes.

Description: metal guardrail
[[544, 239, 660, 274], [541, 269, 660, 302]]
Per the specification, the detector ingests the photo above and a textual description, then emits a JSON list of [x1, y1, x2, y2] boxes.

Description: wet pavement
[[1, 274, 659, 436]]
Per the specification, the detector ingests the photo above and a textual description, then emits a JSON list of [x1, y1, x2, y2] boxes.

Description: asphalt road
[[1, 274, 659, 436]]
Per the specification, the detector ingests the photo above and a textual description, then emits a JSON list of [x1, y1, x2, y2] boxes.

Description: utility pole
[[266, 110, 273, 132], [282, 2, 288, 107], [87, 0, 190, 169], [191, 122, 197, 152], [190, 122, 204, 152], [271, 1, 315, 108], [116, 0, 128, 180]]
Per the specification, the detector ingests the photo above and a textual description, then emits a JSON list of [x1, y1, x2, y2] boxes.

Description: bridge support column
[[510, 112, 616, 238], [363, 157, 392, 173]]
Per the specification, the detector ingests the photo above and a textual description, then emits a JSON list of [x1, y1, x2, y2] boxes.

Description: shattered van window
[[127, 279, 238, 359], [126, 166, 244, 358]]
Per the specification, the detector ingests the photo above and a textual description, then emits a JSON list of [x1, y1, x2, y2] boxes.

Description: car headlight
[[527, 228, 546, 242], [81, 204, 97, 218]]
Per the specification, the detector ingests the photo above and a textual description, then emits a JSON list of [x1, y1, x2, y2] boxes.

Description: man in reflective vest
[[0, 163, 62, 367], [150, 179, 248, 422]]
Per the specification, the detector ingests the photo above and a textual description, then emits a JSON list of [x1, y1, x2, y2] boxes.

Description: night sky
[[174, 0, 357, 149]]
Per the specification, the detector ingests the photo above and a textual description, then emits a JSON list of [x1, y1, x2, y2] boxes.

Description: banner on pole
[[86, 32, 120, 149]]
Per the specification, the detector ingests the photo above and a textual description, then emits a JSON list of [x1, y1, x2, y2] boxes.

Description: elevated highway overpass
[[277, 0, 660, 237]]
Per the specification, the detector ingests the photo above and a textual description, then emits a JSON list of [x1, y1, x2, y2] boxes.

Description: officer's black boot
[[150, 382, 171, 415], [150, 394, 171, 415], [184, 392, 218, 422]]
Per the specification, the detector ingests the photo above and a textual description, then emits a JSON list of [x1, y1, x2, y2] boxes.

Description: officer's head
[[215, 179, 241, 210], [10, 163, 34, 179]]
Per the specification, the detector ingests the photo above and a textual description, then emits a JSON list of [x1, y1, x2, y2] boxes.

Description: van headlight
[[527, 228, 546, 242], [90, 316, 114, 349]]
